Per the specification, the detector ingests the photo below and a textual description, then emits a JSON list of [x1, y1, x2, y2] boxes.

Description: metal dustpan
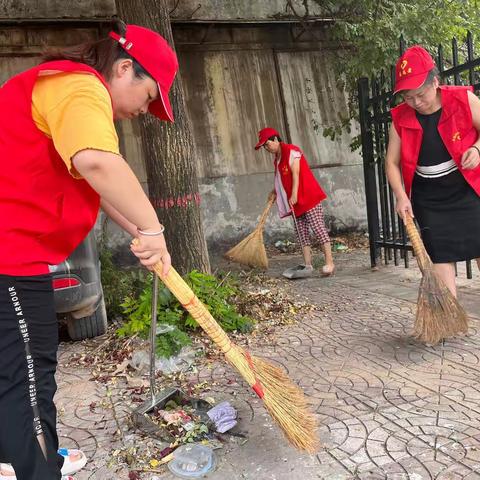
[[132, 275, 210, 441], [132, 387, 211, 442], [282, 264, 313, 279]]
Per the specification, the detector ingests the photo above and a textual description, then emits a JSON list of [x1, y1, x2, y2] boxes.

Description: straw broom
[[135, 245, 319, 453], [403, 214, 469, 344], [224, 195, 275, 269]]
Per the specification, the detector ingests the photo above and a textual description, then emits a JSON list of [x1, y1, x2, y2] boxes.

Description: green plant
[[117, 270, 254, 358], [182, 270, 254, 333], [154, 328, 192, 359]]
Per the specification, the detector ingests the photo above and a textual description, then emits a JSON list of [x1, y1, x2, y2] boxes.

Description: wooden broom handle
[[256, 195, 275, 230], [403, 214, 429, 269], [152, 264, 234, 354]]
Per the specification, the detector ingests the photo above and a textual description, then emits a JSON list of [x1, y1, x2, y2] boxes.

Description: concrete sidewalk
[[56, 250, 480, 480]]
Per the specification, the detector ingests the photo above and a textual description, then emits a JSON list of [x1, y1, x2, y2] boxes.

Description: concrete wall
[[0, 1, 115, 19], [167, 0, 325, 22]]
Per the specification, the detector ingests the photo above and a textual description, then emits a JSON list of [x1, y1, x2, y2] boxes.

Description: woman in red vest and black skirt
[[255, 128, 335, 276], [0, 21, 177, 480], [386, 45, 480, 296]]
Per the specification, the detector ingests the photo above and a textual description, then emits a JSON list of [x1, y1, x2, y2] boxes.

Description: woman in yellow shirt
[[0, 20, 177, 480]]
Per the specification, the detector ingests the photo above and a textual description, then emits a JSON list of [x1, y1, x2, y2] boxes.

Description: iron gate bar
[[358, 77, 380, 266]]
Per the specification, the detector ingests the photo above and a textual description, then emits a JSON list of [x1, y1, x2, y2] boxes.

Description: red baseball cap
[[394, 45, 436, 94], [109, 25, 178, 122], [255, 127, 280, 150]]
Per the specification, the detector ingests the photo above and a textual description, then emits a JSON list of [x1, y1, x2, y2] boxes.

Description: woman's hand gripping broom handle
[[403, 214, 430, 272]]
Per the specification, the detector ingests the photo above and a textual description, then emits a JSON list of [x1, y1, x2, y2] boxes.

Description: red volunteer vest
[[275, 142, 327, 217], [391, 85, 480, 197], [0, 61, 108, 275]]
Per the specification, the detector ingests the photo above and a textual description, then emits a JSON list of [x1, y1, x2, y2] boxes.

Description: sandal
[[0, 467, 76, 480], [0, 469, 74, 480], [321, 264, 335, 277], [58, 449, 87, 476], [0, 464, 15, 479], [0, 448, 86, 478]]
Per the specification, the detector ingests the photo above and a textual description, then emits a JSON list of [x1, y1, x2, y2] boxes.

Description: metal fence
[[358, 32, 480, 278]]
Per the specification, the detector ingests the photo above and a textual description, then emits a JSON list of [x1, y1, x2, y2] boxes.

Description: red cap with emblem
[[109, 25, 178, 122], [255, 127, 280, 150], [394, 45, 436, 94]]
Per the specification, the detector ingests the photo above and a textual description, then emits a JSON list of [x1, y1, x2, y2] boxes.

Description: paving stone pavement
[[56, 250, 480, 480]]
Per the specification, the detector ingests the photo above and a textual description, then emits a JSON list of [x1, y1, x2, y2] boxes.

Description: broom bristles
[[225, 228, 268, 269], [414, 267, 469, 344], [224, 196, 274, 269], [404, 215, 469, 344], [225, 345, 319, 453]]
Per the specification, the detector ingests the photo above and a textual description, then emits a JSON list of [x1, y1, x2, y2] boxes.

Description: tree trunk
[[115, 0, 210, 275]]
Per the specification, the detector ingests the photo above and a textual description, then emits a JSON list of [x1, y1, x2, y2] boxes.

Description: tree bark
[[115, 0, 210, 275]]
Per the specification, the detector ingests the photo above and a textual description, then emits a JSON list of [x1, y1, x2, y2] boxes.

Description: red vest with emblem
[[275, 142, 327, 217], [391, 85, 480, 197], [0, 61, 107, 275]]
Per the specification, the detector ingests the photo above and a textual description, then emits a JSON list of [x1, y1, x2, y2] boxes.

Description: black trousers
[[0, 275, 63, 480]]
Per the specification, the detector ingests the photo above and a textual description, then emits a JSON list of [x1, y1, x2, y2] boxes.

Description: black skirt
[[411, 170, 480, 263]]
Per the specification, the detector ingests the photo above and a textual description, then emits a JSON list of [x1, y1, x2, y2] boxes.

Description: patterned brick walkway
[[56, 251, 480, 479]]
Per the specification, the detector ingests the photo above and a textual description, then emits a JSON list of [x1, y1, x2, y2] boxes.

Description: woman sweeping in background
[[386, 45, 480, 297], [0, 20, 176, 480], [255, 128, 335, 277]]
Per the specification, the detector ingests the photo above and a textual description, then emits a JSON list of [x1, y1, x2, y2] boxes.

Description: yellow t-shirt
[[31, 71, 120, 177]]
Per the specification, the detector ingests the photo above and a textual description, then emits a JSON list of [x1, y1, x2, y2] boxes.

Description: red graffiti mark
[[150, 193, 201, 209]]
